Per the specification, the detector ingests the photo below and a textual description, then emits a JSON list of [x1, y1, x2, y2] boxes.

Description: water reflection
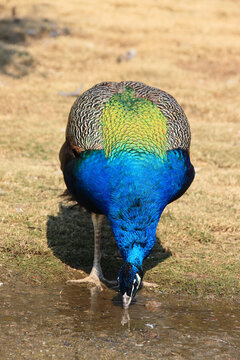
[[121, 309, 131, 327], [1, 282, 240, 359]]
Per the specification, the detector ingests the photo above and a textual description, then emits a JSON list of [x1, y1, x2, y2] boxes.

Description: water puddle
[[0, 281, 240, 359]]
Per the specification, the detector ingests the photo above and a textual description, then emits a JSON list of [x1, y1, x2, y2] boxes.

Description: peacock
[[59, 81, 195, 309]]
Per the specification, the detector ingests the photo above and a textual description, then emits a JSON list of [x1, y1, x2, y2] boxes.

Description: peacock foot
[[142, 281, 159, 288], [101, 277, 118, 286], [67, 274, 103, 290], [67, 265, 117, 290]]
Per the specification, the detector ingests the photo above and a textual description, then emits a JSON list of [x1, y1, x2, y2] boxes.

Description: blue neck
[[106, 152, 176, 265], [111, 222, 159, 267]]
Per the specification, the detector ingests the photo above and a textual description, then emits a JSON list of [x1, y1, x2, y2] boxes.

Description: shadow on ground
[[0, 42, 33, 78], [46, 203, 172, 282], [0, 16, 69, 77]]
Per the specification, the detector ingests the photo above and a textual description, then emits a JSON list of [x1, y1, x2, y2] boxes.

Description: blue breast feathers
[[63, 149, 194, 267]]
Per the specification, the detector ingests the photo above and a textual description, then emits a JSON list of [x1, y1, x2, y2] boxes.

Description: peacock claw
[[67, 275, 103, 290], [101, 278, 118, 286], [66, 273, 117, 290], [142, 281, 159, 288]]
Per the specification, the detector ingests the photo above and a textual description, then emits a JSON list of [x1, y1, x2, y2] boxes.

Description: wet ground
[[0, 281, 240, 360]]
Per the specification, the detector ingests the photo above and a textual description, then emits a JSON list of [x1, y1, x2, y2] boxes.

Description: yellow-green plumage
[[102, 87, 167, 158]]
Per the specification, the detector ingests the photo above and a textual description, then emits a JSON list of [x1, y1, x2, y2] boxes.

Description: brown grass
[[0, 0, 239, 297]]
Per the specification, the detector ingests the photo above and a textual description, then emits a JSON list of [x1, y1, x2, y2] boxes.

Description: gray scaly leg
[[67, 213, 116, 289]]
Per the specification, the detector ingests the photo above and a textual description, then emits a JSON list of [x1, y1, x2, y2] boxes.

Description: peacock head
[[118, 262, 143, 309]]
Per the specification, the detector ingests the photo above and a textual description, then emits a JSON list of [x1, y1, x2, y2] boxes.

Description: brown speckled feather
[[65, 81, 191, 154]]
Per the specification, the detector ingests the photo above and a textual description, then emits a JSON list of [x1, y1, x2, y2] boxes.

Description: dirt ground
[[0, 0, 239, 297]]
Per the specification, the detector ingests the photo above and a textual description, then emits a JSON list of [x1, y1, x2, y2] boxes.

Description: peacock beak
[[122, 292, 132, 309]]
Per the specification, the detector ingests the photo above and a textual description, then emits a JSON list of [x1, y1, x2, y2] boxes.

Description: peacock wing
[[65, 81, 191, 155]]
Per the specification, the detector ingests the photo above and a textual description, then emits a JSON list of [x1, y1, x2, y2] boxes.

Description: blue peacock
[[59, 81, 195, 309]]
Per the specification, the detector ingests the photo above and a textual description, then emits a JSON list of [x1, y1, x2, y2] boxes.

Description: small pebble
[[27, 28, 37, 36], [145, 300, 162, 311], [145, 323, 154, 329], [49, 30, 59, 38], [117, 49, 136, 62]]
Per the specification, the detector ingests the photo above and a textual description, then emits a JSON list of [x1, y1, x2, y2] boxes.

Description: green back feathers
[[102, 87, 167, 158], [66, 81, 191, 155]]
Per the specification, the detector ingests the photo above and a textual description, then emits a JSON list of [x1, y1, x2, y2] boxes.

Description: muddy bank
[[0, 280, 239, 359]]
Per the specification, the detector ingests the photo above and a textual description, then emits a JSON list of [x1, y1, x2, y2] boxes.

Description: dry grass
[[0, 0, 239, 297]]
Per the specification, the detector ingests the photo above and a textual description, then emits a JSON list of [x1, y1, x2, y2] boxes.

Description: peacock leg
[[90, 213, 117, 285], [67, 213, 116, 289]]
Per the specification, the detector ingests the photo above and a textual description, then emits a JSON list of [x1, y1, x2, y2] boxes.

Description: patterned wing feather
[[66, 81, 191, 154]]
